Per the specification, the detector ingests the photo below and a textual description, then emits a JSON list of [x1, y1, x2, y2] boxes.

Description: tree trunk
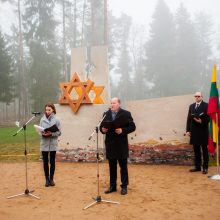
[[18, 0, 28, 119], [91, 0, 95, 45], [81, 0, 86, 46], [104, 0, 108, 45], [73, 0, 76, 47], [5, 103, 8, 121], [62, 0, 67, 81]]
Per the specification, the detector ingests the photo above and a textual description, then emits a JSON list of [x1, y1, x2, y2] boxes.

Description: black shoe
[[189, 168, 201, 172], [121, 187, 127, 195], [104, 187, 117, 194], [50, 179, 55, 186], [202, 169, 208, 174], [45, 179, 50, 187]]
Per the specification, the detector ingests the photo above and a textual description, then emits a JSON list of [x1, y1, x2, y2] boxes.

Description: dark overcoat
[[100, 108, 136, 159], [186, 101, 209, 145]]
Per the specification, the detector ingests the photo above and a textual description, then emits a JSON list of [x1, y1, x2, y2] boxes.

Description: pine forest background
[[0, 0, 220, 124]]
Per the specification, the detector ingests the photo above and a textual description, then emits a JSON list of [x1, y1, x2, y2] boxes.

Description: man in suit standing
[[100, 97, 136, 195], [186, 92, 210, 174]]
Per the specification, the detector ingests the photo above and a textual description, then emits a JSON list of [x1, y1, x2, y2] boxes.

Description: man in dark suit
[[186, 92, 210, 174], [100, 97, 136, 195]]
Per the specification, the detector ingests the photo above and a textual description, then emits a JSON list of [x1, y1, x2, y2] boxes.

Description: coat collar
[[194, 100, 203, 107], [42, 113, 55, 124]]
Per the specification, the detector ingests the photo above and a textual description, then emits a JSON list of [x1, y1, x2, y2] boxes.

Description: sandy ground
[[0, 162, 220, 220]]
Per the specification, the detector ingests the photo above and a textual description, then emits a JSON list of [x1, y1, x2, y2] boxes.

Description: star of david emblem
[[59, 72, 105, 113]]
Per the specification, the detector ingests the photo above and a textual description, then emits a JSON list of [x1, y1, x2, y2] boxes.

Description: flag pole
[[209, 112, 220, 180]]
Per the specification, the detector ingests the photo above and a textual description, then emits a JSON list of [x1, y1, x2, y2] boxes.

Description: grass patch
[[0, 125, 40, 162]]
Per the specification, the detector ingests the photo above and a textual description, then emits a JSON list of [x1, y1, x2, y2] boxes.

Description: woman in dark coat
[[186, 92, 209, 174], [100, 97, 136, 195]]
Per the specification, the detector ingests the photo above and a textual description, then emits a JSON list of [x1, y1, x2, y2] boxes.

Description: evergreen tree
[[175, 3, 200, 95], [62, 0, 82, 49], [23, 0, 61, 111], [194, 12, 213, 95], [0, 30, 13, 104], [114, 13, 133, 101], [6, 26, 21, 114], [130, 25, 151, 100], [85, 0, 105, 46], [217, 28, 220, 70], [57, 0, 82, 80], [145, 0, 176, 97], [107, 12, 118, 72]]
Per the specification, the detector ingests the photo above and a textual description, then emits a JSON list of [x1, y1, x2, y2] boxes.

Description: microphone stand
[[7, 114, 40, 200], [84, 114, 119, 210]]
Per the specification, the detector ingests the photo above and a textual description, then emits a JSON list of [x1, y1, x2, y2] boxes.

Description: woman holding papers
[[39, 103, 61, 187]]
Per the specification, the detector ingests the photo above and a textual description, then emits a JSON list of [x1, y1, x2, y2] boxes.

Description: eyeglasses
[[194, 96, 201, 98]]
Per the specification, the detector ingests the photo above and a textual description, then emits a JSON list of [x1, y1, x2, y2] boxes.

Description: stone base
[[57, 143, 194, 165], [129, 143, 193, 165], [56, 147, 104, 162]]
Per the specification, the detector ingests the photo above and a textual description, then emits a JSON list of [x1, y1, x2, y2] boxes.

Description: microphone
[[101, 108, 110, 118], [104, 108, 110, 114], [32, 112, 41, 115], [88, 108, 110, 141]]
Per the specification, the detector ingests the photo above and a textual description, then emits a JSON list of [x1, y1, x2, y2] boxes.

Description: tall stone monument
[[56, 45, 111, 161]]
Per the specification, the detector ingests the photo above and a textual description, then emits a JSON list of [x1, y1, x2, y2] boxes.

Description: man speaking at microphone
[[100, 97, 136, 195]]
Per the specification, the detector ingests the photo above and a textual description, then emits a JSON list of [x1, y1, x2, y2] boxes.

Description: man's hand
[[185, 131, 191, 136], [115, 128, 122, 134], [101, 127, 108, 133], [193, 117, 202, 124], [42, 131, 52, 137]]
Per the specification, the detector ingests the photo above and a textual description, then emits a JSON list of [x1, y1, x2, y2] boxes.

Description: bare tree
[[81, 0, 86, 46], [73, 0, 77, 47], [104, 0, 108, 44], [62, 0, 67, 81]]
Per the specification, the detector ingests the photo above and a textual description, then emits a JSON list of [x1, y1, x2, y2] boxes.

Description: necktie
[[195, 103, 199, 109], [112, 112, 116, 120]]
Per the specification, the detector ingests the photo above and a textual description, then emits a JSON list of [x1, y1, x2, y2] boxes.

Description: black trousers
[[193, 145, 209, 170], [42, 151, 56, 180], [108, 159, 128, 188]]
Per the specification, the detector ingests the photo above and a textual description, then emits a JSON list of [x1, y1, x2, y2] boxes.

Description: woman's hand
[[42, 131, 52, 137]]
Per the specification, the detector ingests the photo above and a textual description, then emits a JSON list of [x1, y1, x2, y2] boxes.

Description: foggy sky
[[1, 0, 220, 34], [110, 0, 220, 26]]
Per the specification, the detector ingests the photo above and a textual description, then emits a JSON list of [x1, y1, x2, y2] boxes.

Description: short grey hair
[[111, 97, 121, 104]]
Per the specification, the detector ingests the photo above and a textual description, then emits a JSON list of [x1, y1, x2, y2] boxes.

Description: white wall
[[56, 94, 193, 150]]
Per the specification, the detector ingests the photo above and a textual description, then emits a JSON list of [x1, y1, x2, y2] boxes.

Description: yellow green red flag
[[207, 64, 220, 154]]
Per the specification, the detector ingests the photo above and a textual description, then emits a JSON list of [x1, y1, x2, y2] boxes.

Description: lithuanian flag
[[207, 64, 220, 154]]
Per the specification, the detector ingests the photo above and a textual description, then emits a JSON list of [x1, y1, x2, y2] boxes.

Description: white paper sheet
[[34, 124, 45, 134]]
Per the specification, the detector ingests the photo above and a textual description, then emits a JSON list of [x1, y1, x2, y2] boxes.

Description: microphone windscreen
[[32, 112, 41, 115]]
